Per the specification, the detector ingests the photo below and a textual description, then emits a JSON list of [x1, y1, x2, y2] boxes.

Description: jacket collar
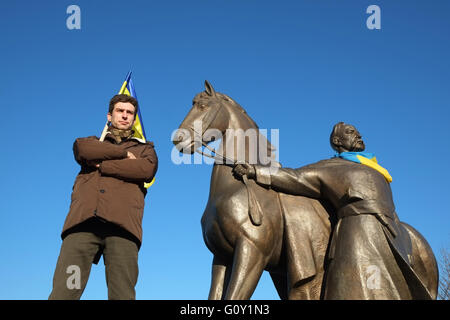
[[104, 132, 142, 145]]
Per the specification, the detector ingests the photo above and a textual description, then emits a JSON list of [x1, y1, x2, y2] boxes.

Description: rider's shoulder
[[300, 157, 343, 170]]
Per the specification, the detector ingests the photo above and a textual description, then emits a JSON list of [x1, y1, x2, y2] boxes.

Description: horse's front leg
[[208, 256, 231, 300], [224, 237, 266, 300]]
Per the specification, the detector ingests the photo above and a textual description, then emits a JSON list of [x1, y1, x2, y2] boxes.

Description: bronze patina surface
[[174, 81, 438, 300]]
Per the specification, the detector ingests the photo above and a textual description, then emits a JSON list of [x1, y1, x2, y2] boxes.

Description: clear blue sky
[[0, 0, 449, 299]]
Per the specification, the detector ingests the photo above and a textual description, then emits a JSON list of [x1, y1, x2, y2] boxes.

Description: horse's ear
[[205, 80, 216, 96]]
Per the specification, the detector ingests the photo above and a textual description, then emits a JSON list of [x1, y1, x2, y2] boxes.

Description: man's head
[[330, 122, 365, 153], [107, 94, 139, 130]]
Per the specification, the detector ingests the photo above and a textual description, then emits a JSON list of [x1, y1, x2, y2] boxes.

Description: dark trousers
[[49, 219, 139, 300]]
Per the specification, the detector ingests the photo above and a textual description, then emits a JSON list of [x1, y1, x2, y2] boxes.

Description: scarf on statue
[[107, 127, 134, 144], [336, 151, 393, 183]]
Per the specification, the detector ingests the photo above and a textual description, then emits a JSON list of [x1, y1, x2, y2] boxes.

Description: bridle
[[190, 97, 236, 165], [188, 94, 263, 226]]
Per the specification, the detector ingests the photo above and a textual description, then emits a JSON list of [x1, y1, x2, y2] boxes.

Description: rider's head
[[330, 122, 365, 153]]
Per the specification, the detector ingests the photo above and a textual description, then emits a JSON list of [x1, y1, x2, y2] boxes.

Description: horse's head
[[173, 80, 233, 154]]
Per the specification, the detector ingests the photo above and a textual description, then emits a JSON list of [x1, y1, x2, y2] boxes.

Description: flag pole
[[99, 121, 109, 142], [99, 71, 132, 142]]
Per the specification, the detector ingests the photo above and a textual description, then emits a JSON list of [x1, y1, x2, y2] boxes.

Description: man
[[49, 94, 158, 300], [233, 122, 432, 299]]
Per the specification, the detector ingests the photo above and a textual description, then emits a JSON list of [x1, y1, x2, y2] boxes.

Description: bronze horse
[[173, 81, 439, 300], [173, 81, 332, 299]]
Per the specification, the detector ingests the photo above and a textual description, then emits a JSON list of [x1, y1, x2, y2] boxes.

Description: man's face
[[107, 102, 136, 130], [337, 124, 365, 152]]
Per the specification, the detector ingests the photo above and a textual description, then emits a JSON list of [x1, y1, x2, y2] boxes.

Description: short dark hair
[[109, 94, 139, 118], [330, 122, 345, 152]]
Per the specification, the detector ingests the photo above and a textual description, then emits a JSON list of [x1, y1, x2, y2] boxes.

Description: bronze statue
[[234, 122, 439, 299], [173, 81, 332, 299], [173, 81, 438, 299]]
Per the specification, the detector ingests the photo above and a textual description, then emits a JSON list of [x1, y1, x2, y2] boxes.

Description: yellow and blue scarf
[[336, 152, 393, 183]]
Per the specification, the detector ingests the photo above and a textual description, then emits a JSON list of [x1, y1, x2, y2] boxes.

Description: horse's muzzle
[[172, 128, 196, 154]]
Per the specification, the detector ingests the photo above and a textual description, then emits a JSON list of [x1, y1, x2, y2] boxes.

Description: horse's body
[[173, 81, 438, 300], [202, 163, 333, 299], [174, 82, 331, 299]]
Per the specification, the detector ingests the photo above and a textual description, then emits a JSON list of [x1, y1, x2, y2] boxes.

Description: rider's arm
[[255, 165, 321, 199]]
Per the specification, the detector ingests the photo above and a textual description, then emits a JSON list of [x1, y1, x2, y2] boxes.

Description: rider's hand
[[233, 163, 256, 180]]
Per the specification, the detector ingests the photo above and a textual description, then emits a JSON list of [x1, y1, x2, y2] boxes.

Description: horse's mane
[[194, 90, 277, 157], [216, 93, 259, 128], [216, 92, 277, 156]]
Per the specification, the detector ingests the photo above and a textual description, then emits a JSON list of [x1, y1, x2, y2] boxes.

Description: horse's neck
[[217, 109, 275, 166], [208, 106, 276, 198]]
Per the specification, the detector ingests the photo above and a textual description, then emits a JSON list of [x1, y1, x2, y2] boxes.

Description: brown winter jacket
[[61, 133, 158, 246]]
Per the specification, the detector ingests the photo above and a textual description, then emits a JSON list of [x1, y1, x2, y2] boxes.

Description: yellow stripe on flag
[[117, 75, 155, 189], [144, 178, 155, 188], [118, 81, 128, 95]]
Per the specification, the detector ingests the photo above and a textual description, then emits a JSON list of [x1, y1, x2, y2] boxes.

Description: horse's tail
[[402, 222, 439, 299]]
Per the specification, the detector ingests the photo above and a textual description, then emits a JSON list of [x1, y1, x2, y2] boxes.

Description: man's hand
[[86, 160, 101, 168], [233, 163, 256, 180], [85, 151, 135, 168]]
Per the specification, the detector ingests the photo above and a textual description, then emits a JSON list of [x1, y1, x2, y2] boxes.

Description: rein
[[190, 100, 263, 226], [195, 140, 236, 166]]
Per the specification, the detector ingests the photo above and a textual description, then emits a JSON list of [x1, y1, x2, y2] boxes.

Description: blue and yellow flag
[[118, 71, 147, 142], [118, 71, 155, 188], [337, 151, 393, 183]]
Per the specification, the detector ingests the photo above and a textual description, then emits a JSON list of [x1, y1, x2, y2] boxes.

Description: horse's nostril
[[173, 130, 183, 142]]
